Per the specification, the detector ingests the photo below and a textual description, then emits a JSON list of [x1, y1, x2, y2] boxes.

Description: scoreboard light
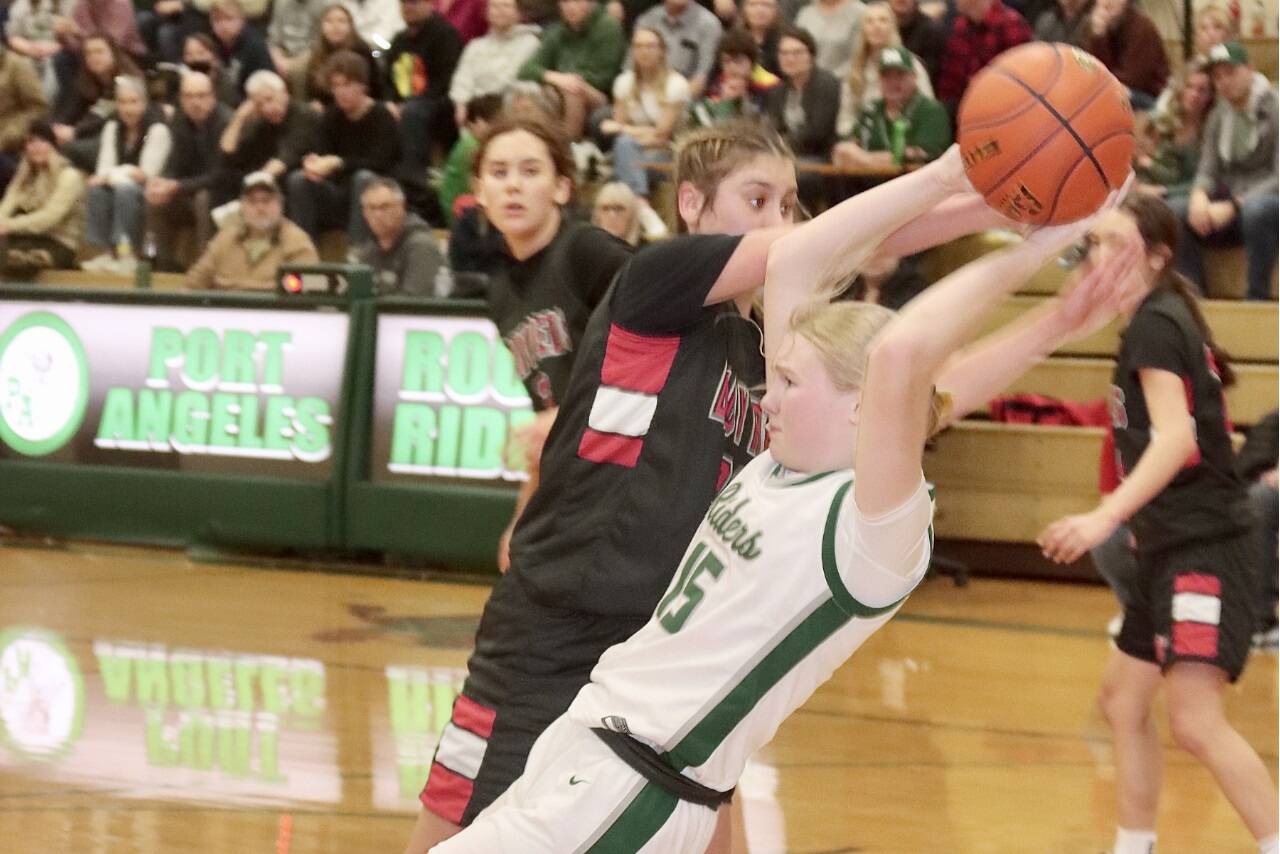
[[275, 264, 374, 299]]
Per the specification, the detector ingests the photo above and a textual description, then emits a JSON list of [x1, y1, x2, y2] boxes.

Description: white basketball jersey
[[567, 450, 933, 791]]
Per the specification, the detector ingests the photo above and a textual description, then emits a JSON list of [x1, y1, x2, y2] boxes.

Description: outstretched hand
[[1051, 227, 1144, 341], [1022, 171, 1135, 257]]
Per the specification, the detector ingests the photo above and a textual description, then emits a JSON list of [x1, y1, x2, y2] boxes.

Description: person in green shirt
[[439, 93, 503, 224], [517, 0, 625, 139], [832, 44, 950, 176]]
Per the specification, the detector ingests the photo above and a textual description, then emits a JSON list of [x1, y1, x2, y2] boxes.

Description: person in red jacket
[[934, 0, 1030, 116]]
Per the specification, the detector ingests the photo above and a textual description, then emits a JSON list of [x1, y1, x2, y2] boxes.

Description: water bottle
[[890, 118, 909, 168], [137, 231, 157, 290]]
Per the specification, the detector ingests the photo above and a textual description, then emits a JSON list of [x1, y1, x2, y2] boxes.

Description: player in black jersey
[[1039, 194, 1279, 854], [473, 116, 634, 569], [405, 125, 1023, 853]]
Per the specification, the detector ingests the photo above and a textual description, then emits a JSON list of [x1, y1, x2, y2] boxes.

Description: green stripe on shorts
[[585, 781, 679, 853]]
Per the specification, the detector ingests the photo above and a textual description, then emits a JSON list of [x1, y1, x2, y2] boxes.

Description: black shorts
[[1116, 531, 1256, 682], [419, 569, 648, 826]]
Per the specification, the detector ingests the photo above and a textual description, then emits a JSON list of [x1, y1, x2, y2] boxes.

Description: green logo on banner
[[0, 312, 90, 456], [0, 627, 86, 762]]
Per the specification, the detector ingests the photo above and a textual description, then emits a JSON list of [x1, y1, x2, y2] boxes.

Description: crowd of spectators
[[0, 0, 1269, 296]]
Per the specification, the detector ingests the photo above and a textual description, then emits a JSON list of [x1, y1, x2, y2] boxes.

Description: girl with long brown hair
[[1040, 193, 1277, 854]]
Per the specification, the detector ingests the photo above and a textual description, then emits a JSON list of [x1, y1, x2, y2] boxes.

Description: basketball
[[957, 42, 1135, 226]]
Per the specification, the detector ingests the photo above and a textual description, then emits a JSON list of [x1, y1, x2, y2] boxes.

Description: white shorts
[[430, 716, 720, 853]]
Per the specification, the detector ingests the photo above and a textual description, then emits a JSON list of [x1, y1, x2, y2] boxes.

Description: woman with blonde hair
[[591, 180, 643, 245], [1135, 61, 1213, 200], [836, 0, 931, 137], [1148, 3, 1236, 116], [601, 26, 689, 237]]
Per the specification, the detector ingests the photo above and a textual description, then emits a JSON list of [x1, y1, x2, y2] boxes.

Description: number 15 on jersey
[[656, 543, 725, 634]]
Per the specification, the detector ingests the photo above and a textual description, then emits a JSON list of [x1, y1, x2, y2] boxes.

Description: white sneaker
[[1252, 625, 1278, 653], [637, 200, 668, 242], [80, 253, 116, 272]]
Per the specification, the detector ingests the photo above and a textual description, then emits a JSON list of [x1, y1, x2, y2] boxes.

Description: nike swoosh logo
[[569, 776, 587, 786]]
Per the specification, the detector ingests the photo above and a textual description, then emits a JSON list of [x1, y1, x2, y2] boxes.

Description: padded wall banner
[[0, 302, 349, 480], [370, 314, 533, 485]]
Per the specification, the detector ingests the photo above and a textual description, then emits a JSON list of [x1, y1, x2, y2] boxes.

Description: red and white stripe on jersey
[[1171, 572, 1221, 658], [577, 324, 680, 467], [421, 694, 497, 823]]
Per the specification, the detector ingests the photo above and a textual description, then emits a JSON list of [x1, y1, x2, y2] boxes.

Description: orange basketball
[[957, 42, 1134, 225]]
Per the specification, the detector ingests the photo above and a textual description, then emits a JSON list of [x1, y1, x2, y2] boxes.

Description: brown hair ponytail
[[1120, 193, 1236, 388]]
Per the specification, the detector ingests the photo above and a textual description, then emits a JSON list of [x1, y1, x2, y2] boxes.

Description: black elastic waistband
[[591, 727, 734, 810]]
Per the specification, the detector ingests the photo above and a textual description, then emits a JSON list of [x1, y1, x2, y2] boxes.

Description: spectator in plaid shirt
[[935, 0, 1030, 114]]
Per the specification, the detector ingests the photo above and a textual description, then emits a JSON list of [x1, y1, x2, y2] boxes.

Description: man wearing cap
[[1173, 40, 1278, 301], [185, 171, 318, 291], [833, 45, 950, 177]]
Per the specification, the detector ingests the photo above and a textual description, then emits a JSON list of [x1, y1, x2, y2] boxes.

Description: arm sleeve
[[95, 121, 118, 176], [579, 16, 625, 94], [139, 123, 173, 178], [402, 233, 444, 296], [1125, 310, 1190, 377], [426, 21, 463, 99], [911, 97, 952, 159], [568, 224, 634, 307], [278, 110, 319, 170], [449, 43, 478, 104], [184, 231, 225, 289], [1192, 109, 1222, 193], [0, 60, 47, 152], [609, 233, 743, 334], [834, 475, 933, 608], [518, 30, 555, 82], [692, 16, 722, 81]]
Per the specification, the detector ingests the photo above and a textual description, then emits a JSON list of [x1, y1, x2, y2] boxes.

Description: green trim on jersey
[[663, 596, 853, 769], [822, 482, 911, 618], [584, 781, 679, 853], [767, 465, 841, 488], [662, 482, 922, 769]]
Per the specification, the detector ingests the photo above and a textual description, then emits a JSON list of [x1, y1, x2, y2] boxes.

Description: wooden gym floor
[[0, 540, 1274, 853]]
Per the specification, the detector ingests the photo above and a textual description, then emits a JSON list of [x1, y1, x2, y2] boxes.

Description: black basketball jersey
[[1110, 286, 1249, 553], [486, 219, 633, 410], [508, 234, 768, 618]]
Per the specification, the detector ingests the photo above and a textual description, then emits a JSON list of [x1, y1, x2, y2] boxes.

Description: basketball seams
[[958, 45, 1063, 133], [960, 42, 1134, 224], [1001, 70, 1112, 188], [1043, 151, 1099, 223]]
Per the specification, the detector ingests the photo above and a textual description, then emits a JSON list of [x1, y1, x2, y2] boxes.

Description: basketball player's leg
[[1097, 646, 1164, 831], [704, 802, 733, 853], [1165, 661, 1279, 840], [1158, 537, 1278, 840], [405, 574, 534, 853]]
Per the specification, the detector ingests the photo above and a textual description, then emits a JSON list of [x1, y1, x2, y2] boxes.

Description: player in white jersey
[[430, 168, 1143, 853]]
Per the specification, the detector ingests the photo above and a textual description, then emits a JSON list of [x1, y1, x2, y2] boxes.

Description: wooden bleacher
[[924, 229, 1277, 576], [925, 229, 1280, 301]]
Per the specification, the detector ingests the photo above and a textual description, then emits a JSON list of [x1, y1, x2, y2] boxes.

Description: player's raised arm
[[852, 207, 1120, 519]]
